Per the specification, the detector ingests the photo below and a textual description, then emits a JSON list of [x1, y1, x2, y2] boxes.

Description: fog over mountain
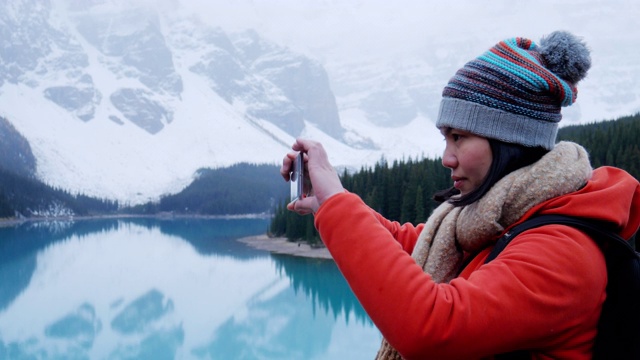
[[1, 0, 638, 204]]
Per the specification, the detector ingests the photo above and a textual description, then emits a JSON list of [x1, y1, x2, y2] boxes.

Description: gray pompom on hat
[[435, 31, 591, 150]]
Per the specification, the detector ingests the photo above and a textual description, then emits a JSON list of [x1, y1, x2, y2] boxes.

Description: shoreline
[[237, 234, 332, 260], [0, 212, 272, 227], [1, 215, 332, 260]]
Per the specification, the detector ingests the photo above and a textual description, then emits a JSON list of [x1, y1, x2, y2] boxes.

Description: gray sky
[[173, 0, 637, 66]]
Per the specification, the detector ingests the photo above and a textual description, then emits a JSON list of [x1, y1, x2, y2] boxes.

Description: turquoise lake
[[0, 218, 381, 359]]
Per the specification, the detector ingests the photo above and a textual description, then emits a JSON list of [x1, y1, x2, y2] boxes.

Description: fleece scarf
[[376, 141, 593, 360]]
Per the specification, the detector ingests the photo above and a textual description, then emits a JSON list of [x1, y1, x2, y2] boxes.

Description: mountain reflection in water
[[0, 218, 380, 359]]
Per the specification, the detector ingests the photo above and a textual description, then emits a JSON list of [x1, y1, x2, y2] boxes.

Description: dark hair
[[433, 139, 549, 206]]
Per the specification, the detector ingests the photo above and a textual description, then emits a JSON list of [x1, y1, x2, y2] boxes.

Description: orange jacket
[[314, 167, 640, 359]]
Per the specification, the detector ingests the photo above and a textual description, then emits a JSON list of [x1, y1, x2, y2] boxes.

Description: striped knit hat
[[436, 31, 591, 149]]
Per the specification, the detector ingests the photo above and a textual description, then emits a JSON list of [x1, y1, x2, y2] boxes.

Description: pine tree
[[414, 185, 426, 224]]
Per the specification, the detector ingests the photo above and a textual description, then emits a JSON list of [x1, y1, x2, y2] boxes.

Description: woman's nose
[[441, 149, 457, 169]]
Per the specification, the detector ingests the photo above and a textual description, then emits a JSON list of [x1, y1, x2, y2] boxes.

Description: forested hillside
[[270, 113, 640, 242], [557, 113, 640, 177], [0, 116, 36, 179], [0, 167, 118, 218], [130, 163, 288, 215], [0, 162, 286, 219]]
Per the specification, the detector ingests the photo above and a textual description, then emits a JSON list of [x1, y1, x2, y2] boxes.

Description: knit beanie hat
[[436, 31, 591, 150]]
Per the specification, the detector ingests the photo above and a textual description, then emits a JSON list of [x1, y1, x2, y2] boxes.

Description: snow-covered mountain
[[1, 0, 639, 205]]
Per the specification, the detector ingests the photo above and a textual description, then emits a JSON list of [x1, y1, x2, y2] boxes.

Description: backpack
[[484, 214, 640, 360]]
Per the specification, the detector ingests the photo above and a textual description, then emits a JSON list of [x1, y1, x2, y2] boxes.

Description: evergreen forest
[[130, 163, 289, 215], [0, 167, 119, 218], [0, 162, 287, 219], [269, 113, 640, 243]]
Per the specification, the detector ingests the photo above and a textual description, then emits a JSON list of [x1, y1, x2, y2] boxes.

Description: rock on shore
[[237, 234, 332, 259]]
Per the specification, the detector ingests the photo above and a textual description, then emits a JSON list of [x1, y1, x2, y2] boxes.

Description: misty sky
[[174, 0, 638, 67]]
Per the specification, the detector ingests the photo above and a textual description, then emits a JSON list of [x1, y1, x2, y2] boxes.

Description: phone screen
[[290, 152, 303, 202]]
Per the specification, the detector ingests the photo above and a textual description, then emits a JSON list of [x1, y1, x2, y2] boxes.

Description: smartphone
[[290, 152, 304, 203]]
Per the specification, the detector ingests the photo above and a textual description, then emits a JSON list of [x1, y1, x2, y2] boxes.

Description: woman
[[281, 31, 640, 359]]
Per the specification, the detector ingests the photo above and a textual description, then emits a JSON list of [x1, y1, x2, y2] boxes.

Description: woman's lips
[[452, 176, 463, 189]]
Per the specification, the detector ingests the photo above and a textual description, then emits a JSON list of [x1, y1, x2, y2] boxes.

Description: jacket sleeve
[[364, 199, 424, 254], [314, 192, 606, 359]]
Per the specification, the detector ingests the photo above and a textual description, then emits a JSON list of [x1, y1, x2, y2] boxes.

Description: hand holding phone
[[283, 139, 343, 214]]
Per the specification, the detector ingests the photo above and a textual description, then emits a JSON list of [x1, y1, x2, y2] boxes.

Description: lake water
[[0, 218, 381, 359]]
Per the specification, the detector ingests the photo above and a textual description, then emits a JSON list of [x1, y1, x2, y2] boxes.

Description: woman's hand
[[281, 138, 344, 214]]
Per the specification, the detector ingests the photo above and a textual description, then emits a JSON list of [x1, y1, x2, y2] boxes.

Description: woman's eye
[[452, 134, 461, 141]]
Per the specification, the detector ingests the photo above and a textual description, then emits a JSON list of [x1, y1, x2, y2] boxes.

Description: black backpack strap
[[485, 214, 637, 264]]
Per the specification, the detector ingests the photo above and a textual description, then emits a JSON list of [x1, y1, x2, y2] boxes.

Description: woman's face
[[440, 127, 492, 196]]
